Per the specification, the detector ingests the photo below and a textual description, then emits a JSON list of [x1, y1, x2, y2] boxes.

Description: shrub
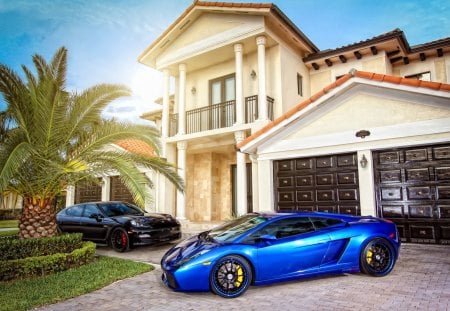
[[0, 241, 96, 281], [0, 209, 22, 220], [0, 233, 83, 260]]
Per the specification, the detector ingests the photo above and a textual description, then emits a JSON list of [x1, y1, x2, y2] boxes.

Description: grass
[[0, 220, 18, 228], [0, 229, 18, 238], [0, 256, 153, 311]]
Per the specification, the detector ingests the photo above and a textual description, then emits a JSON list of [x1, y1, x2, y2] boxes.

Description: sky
[[0, 0, 449, 124]]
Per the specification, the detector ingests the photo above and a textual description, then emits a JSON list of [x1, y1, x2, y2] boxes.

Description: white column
[[358, 150, 376, 216], [256, 36, 268, 121], [161, 68, 170, 155], [176, 141, 187, 219], [249, 154, 259, 212], [178, 64, 186, 135], [65, 185, 75, 207], [235, 131, 247, 216], [234, 43, 244, 125], [101, 176, 111, 201], [8, 193, 14, 209]]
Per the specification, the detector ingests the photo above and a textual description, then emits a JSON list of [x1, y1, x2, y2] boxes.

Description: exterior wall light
[[360, 154, 368, 168], [355, 129, 370, 139], [250, 70, 257, 79], [191, 87, 196, 95]]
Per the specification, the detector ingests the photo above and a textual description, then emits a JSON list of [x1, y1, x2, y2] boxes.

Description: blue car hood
[[162, 234, 218, 266]]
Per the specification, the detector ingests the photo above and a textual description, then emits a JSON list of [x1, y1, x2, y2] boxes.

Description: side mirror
[[89, 213, 103, 222]]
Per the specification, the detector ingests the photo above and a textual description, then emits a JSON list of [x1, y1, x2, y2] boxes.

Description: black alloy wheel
[[210, 255, 252, 298], [360, 238, 396, 276], [110, 227, 130, 252]]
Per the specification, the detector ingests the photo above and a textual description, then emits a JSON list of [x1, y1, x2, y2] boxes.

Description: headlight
[[130, 219, 147, 228]]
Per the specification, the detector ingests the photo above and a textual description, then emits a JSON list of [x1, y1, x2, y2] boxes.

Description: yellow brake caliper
[[366, 249, 373, 264], [235, 265, 244, 288]]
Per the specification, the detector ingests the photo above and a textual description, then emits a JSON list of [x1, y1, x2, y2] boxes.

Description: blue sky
[[1, 0, 449, 123]]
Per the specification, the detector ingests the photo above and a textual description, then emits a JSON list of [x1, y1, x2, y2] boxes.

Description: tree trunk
[[19, 198, 57, 239]]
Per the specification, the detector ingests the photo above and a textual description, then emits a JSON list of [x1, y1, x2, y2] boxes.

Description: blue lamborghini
[[161, 212, 400, 298]]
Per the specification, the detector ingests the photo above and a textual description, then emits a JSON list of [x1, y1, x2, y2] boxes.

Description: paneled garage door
[[274, 153, 360, 216], [110, 176, 136, 205], [373, 144, 450, 244], [75, 178, 102, 204]]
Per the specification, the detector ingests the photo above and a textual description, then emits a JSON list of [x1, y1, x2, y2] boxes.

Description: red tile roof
[[237, 70, 450, 150], [115, 140, 156, 157]]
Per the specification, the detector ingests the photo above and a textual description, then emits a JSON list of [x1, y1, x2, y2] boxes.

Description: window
[[297, 73, 303, 96], [209, 74, 236, 105], [82, 204, 101, 218], [65, 205, 84, 217], [310, 217, 343, 229], [242, 217, 315, 243], [405, 71, 431, 81]]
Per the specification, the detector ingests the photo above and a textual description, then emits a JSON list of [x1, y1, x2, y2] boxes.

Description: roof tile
[[116, 140, 156, 157], [238, 70, 450, 150]]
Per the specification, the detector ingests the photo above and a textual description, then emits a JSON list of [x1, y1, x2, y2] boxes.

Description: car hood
[[162, 233, 218, 267], [112, 213, 178, 228]]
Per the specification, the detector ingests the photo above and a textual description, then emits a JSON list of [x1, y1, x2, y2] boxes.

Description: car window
[[82, 204, 100, 218], [99, 202, 144, 217], [65, 205, 84, 217], [243, 217, 315, 243], [208, 214, 269, 243], [310, 217, 343, 229]]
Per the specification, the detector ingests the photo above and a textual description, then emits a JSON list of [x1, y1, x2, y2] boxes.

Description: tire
[[360, 238, 396, 276], [110, 227, 130, 252], [209, 255, 252, 298]]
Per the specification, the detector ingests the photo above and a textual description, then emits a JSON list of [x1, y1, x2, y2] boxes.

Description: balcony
[[169, 95, 274, 136]]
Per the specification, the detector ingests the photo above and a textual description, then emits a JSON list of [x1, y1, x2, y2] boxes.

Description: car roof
[[255, 211, 358, 221]]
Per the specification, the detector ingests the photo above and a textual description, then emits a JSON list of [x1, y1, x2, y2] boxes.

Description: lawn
[[0, 256, 153, 311], [0, 220, 18, 228]]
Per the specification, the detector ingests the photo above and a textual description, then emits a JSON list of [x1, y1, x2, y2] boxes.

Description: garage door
[[373, 144, 450, 244], [75, 178, 102, 204], [274, 153, 360, 216], [110, 176, 136, 205]]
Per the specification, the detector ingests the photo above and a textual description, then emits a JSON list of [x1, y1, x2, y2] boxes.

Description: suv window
[[65, 205, 84, 217], [82, 204, 100, 218]]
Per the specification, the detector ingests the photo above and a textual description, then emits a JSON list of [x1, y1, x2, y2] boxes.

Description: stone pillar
[[178, 64, 186, 135], [235, 131, 247, 216], [256, 36, 268, 121], [176, 141, 187, 219], [234, 43, 244, 125]]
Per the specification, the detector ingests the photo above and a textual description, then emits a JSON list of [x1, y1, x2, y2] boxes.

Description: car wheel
[[110, 227, 130, 252], [360, 238, 396, 276], [210, 255, 252, 298]]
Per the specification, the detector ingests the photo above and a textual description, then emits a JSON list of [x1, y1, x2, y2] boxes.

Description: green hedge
[[0, 233, 84, 260], [0, 209, 22, 220], [0, 241, 96, 281]]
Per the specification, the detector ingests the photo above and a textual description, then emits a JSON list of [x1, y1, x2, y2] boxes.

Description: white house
[[74, 1, 450, 243]]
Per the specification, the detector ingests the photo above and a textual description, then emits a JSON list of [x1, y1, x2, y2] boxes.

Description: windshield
[[99, 202, 144, 217], [208, 214, 269, 243]]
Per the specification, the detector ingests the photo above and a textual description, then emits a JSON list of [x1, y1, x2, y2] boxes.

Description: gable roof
[[237, 69, 450, 152], [138, 1, 318, 67]]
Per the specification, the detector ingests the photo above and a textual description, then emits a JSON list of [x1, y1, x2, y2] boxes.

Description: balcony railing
[[169, 95, 274, 136]]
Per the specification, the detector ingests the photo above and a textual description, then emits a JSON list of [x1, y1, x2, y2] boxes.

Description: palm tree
[[0, 47, 183, 239]]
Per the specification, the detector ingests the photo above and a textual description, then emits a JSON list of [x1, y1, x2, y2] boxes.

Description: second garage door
[[274, 153, 360, 216]]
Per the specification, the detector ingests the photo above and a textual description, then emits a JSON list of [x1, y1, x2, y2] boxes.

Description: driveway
[[36, 243, 450, 311]]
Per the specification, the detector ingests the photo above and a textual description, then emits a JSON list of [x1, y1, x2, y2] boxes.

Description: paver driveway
[[35, 243, 450, 311]]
